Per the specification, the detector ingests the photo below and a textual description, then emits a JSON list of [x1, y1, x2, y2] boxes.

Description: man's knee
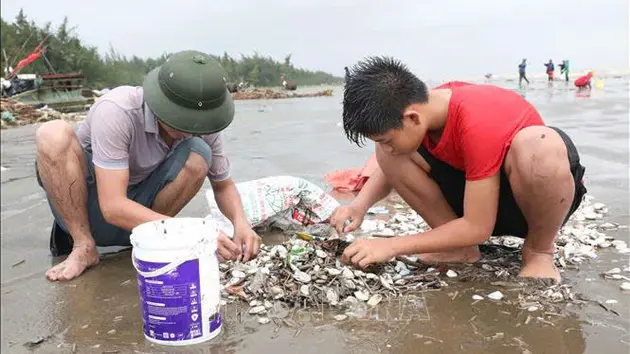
[[183, 152, 209, 180], [35, 120, 76, 158], [505, 127, 572, 183]]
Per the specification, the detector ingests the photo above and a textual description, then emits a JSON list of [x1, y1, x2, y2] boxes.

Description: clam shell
[[327, 268, 342, 276], [293, 271, 312, 283], [354, 290, 370, 301], [367, 294, 383, 307], [249, 305, 266, 314]]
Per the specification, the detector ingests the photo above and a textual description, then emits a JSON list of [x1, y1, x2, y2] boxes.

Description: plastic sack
[[205, 176, 340, 237]]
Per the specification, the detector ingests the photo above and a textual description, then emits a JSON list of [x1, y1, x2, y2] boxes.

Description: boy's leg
[[504, 126, 586, 280], [375, 144, 481, 263], [35, 120, 99, 281]]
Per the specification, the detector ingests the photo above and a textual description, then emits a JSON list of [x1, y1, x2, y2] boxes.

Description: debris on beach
[[1, 99, 85, 129], [231, 88, 333, 100], [220, 193, 628, 323]]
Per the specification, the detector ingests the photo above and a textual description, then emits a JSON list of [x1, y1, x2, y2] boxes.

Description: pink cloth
[[324, 153, 378, 192]]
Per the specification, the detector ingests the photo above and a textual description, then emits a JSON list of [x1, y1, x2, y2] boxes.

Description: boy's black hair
[[342, 56, 428, 147]]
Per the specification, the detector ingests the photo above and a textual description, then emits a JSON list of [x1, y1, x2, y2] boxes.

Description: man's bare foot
[[519, 248, 560, 282], [46, 243, 100, 281], [418, 246, 482, 264]]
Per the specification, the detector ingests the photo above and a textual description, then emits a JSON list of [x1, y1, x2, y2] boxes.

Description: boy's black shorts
[[417, 126, 587, 238]]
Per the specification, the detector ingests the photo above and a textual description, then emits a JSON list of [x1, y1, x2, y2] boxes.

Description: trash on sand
[[206, 176, 340, 237], [218, 193, 626, 324], [1, 99, 86, 129], [231, 88, 333, 100], [11, 259, 25, 267]]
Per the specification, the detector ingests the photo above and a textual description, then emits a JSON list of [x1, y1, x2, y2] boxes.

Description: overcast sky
[[1, 0, 628, 79]]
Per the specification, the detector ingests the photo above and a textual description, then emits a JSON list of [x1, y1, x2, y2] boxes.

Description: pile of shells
[[220, 227, 445, 321], [220, 194, 627, 321]]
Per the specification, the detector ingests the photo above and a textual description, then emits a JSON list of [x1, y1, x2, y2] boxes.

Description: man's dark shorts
[[36, 137, 212, 256], [418, 126, 587, 238]]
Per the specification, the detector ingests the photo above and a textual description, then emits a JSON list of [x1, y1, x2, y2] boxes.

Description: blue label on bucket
[[136, 258, 206, 341]]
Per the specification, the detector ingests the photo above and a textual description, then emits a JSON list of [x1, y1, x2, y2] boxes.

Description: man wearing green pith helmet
[[35, 50, 261, 281]]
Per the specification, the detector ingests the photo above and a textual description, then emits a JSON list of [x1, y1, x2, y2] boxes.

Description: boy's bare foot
[[418, 245, 482, 264], [518, 248, 561, 282], [46, 243, 100, 281]]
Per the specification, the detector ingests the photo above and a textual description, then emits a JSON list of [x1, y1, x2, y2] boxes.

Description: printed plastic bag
[[205, 176, 340, 237]]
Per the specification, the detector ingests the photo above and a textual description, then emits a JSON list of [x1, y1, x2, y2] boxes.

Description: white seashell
[[365, 273, 378, 280], [249, 305, 266, 314], [472, 295, 484, 300], [354, 290, 370, 301], [367, 294, 383, 307], [258, 317, 271, 324], [398, 268, 411, 277], [293, 271, 312, 283], [316, 250, 328, 259], [313, 264, 321, 272], [327, 268, 342, 276], [326, 288, 339, 305], [620, 282, 630, 291], [527, 306, 538, 312], [231, 270, 246, 278], [342, 267, 355, 279], [605, 299, 618, 304], [606, 268, 622, 274], [446, 270, 458, 278], [394, 279, 407, 285], [487, 291, 504, 300], [334, 314, 348, 321], [380, 274, 394, 290], [353, 270, 365, 277], [249, 300, 262, 307], [300, 285, 310, 296], [264, 300, 273, 309], [592, 202, 606, 210], [380, 228, 395, 236], [342, 279, 356, 290]]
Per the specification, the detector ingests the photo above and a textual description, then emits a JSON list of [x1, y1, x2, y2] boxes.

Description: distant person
[[331, 56, 586, 282], [544, 60, 555, 81], [558, 60, 570, 82], [518, 59, 530, 86], [574, 71, 594, 90], [34, 50, 261, 281]]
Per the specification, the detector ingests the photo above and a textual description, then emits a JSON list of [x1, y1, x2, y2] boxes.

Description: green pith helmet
[[143, 50, 234, 134]]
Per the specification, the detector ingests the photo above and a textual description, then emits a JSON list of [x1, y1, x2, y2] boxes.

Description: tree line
[[0, 9, 343, 89]]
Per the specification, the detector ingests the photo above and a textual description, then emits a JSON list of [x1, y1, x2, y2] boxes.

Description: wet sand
[[1, 78, 629, 353]]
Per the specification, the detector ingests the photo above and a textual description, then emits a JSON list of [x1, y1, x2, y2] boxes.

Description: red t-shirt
[[574, 74, 592, 87], [424, 82, 545, 181]]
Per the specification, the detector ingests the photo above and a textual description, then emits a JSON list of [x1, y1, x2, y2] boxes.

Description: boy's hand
[[330, 205, 366, 234], [217, 231, 241, 263], [341, 238, 397, 269]]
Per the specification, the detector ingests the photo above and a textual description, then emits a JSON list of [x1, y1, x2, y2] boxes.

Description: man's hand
[[217, 231, 241, 262], [341, 238, 397, 269], [233, 224, 262, 262], [330, 205, 366, 234]]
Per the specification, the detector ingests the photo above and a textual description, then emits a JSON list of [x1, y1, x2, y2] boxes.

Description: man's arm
[[95, 167, 168, 230], [390, 173, 500, 254], [211, 177, 249, 228]]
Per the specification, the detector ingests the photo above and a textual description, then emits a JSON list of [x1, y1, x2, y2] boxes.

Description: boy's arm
[[389, 173, 500, 254], [342, 173, 500, 267]]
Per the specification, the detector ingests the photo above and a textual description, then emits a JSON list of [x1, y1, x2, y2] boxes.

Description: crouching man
[[330, 57, 587, 281], [36, 50, 261, 281]]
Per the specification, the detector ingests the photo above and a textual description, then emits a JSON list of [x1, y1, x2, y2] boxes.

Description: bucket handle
[[131, 239, 208, 278]]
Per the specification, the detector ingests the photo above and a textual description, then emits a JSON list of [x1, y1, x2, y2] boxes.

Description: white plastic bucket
[[130, 217, 222, 346]]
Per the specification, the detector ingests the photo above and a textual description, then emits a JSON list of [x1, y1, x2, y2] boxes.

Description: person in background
[[35, 50, 261, 281], [518, 59, 530, 86], [544, 60, 555, 82], [574, 71, 594, 90], [558, 60, 570, 82], [331, 56, 586, 282]]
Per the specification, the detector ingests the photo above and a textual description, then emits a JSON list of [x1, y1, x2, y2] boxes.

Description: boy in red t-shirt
[[331, 56, 586, 281]]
